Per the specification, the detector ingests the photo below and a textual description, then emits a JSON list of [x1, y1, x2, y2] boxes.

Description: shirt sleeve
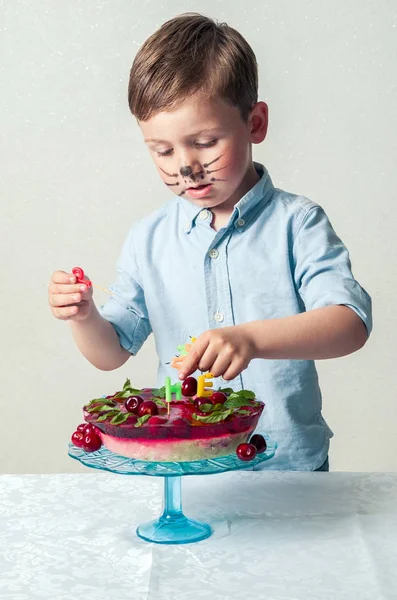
[[292, 204, 372, 335], [98, 227, 152, 354]]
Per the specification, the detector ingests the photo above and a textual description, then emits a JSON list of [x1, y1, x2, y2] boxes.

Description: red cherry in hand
[[125, 395, 143, 413], [181, 377, 198, 397], [250, 434, 267, 454], [137, 401, 158, 417], [236, 443, 257, 461], [72, 266, 92, 288], [72, 267, 84, 280], [71, 431, 84, 448], [83, 432, 102, 452], [211, 391, 227, 404]]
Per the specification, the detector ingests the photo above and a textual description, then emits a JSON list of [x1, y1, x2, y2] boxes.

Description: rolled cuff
[[99, 299, 152, 355]]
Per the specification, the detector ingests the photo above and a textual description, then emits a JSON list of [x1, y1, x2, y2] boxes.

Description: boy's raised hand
[[48, 270, 94, 321], [178, 326, 256, 381]]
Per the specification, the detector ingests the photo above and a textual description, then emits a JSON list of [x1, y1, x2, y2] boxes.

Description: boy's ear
[[249, 101, 268, 144]]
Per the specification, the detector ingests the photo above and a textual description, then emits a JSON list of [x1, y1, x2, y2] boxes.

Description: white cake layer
[[100, 429, 255, 462]]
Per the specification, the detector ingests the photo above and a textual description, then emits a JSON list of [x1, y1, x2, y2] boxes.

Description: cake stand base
[[137, 475, 212, 544], [137, 516, 211, 544]]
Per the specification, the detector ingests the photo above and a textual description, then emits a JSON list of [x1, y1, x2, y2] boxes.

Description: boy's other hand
[[178, 326, 256, 381], [48, 270, 94, 321]]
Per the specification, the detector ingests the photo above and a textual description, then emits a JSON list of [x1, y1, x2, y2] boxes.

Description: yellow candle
[[197, 373, 214, 397]]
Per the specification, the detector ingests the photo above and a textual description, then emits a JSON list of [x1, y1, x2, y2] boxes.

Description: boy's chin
[[180, 194, 226, 210]]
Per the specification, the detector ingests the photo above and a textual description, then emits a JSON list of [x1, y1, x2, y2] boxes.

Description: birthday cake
[[71, 375, 266, 462]]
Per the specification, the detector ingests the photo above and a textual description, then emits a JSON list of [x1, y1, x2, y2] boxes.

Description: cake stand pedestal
[[137, 475, 211, 544], [68, 435, 277, 545]]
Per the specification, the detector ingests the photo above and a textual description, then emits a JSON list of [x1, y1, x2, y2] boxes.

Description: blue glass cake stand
[[68, 435, 277, 545]]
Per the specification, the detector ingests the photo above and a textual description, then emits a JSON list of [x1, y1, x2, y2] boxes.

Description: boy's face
[[140, 95, 268, 213]]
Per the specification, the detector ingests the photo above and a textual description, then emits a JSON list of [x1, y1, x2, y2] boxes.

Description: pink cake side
[[99, 427, 257, 461]]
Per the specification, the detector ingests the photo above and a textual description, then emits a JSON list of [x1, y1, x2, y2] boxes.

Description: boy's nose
[[180, 165, 193, 177]]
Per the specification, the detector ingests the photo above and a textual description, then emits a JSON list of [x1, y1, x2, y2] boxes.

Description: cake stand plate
[[68, 436, 277, 545]]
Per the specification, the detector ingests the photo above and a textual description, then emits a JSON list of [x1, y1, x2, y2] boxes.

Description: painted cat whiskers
[[160, 155, 228, 196]]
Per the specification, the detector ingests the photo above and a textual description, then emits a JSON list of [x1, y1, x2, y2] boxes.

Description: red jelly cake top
[[83, 377, 264, 440]]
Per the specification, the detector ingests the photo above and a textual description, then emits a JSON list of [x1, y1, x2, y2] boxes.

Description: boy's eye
[[156, 138, 218, 157], [195, 139, 218, 148], [157, 148, 173, 157]]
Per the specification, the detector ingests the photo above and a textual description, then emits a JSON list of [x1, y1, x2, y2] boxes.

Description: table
[[1, 472, 396, 599]]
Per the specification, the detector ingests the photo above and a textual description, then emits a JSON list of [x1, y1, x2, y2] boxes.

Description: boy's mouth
[[185, 183, 213, 199]]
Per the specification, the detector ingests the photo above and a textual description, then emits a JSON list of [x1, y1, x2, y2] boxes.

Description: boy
[[48, 13, 372, 471]]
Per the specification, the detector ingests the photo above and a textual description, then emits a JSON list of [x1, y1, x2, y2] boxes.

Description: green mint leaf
[[87, 404, 119, 414], [223, 390, 256, 409], [87, 398, 116, 407], [152, 398, 166, 408], [238, 389, 256, 400], [199, 403, 213, 413], [237, 409, 251, 416], [112, 388, 141, 400], [192, 409, 234, 423], [212, 403, 226, 412], [110, 412, 130, 425], [135, 414, 151, 427], [224, 397, 253, 410], [152, 387, 166, 399], [226, 390, 256, 402], [96, 410, 119, 422], [123, 378, 131, 390], [218, 387, 234, 394], [111, 391, 127, 399]]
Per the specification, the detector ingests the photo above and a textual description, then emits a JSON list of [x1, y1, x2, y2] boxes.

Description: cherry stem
[[92, 283, 112, 294]]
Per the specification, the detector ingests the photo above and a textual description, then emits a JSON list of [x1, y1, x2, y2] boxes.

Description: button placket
[[199, 209, 210, 220], [203, 230, 234, 334]]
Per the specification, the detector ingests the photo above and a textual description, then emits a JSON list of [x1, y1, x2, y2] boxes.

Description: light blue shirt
[[99, 163, 372, 470]]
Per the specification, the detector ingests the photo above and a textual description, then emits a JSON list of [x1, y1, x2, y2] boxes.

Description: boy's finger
[[178, 339, 207, 379], [52, 270, 77, 284], [53, 305, 79, 320], [177, 355, 198, 380], [49, 292, 82, 308], [50, 282, 88, 295], [222, 359, 244, 381], [196, 346, 218, 373], [205, 355, 232, 379]]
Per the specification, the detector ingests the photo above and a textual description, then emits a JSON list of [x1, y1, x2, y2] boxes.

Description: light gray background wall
[[1, 0, 396, 473]]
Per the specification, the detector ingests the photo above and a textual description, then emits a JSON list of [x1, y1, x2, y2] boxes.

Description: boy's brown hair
[[128, 13, 258, 122]]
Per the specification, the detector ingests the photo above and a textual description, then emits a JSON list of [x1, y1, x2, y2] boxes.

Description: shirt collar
[[180, 162, 274, 234]]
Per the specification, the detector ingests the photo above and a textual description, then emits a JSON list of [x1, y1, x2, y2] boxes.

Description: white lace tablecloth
[[1, 472, 397, 599]]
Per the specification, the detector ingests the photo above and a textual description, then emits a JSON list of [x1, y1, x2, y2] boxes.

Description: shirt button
[[199, 209, 210, 220], [209, 248, 219, 259], [236, 218, 245, 227], [214, 311, 224, 323]]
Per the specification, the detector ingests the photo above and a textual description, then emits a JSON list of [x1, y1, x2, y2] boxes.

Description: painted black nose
[[180, 165, 193, 177]]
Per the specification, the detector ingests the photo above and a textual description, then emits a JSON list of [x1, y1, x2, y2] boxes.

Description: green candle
[[165, 377, 182, 403]]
